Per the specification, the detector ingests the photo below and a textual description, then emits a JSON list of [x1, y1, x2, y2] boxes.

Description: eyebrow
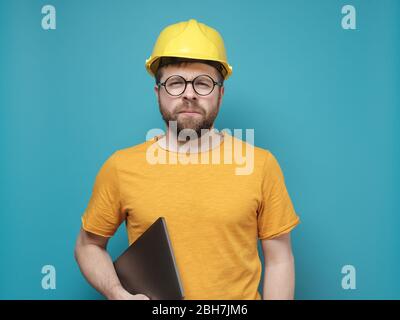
[[160, 74, 218, 82]]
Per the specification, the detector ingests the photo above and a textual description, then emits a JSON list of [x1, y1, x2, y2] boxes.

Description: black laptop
[[113, 217, 185, 300]]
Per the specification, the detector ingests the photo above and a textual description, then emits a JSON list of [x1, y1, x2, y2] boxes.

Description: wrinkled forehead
[[160, 62, 220, 82]]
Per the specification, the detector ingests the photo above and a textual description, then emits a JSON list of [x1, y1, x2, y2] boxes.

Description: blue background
[[0, 0, 399, 299]]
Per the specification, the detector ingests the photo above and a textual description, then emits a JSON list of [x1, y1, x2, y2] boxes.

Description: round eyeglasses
[[157, 74, 223, 96]]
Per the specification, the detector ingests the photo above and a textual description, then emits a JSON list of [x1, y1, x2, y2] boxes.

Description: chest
[[119, 164, 263, 230]]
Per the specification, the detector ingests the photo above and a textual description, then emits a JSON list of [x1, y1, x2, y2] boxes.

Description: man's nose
[[182, 82, 197, 100]]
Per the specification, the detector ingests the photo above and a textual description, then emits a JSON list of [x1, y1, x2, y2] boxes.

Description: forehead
[[160, 62, 219, 81]]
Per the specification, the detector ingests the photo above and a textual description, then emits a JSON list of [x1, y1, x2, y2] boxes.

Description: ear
[[218, 85, 225, 104], [154, 84, 159, 97]]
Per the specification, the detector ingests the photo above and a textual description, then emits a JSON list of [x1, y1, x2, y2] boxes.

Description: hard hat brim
[[145, 55, 232, 80]]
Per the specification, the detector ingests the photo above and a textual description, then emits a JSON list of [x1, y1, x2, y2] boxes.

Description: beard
[[158, 96, 220, 138]]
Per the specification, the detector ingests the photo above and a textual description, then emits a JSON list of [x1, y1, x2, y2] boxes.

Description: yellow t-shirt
[[81, 131, 300, 300]]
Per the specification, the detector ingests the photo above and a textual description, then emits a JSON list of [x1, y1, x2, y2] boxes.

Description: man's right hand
[[109, 285, 150, 300]]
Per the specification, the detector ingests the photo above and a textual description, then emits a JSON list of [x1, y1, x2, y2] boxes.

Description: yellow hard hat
[[145, 19, 233, 80]]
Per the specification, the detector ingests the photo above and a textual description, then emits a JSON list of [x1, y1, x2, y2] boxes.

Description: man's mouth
[[178, 110, 202, 115]]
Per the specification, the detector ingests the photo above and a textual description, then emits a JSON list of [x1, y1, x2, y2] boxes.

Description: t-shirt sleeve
[[81, 152, 126, 237], [257, 151, 300, 240]]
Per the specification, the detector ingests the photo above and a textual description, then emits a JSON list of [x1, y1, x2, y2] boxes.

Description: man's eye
[[197, 82, 211, 87]]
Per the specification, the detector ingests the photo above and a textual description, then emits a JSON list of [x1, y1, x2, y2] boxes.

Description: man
[[74, 19, 300, 300]]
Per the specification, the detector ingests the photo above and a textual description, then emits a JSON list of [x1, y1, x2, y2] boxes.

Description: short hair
[[154, 57, 225, 84]]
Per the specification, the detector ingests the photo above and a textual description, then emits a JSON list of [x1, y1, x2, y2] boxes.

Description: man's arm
[[74, 227, 149, 300], [261, 232, 295, 300]]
